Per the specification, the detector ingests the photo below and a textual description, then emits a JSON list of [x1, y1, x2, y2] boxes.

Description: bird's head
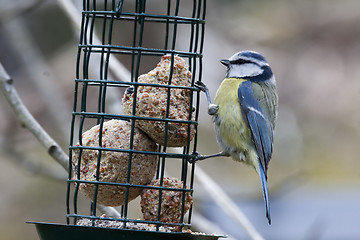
[[221, 50, 274, 83]]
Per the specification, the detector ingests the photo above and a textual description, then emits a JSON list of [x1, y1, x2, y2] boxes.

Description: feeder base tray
[[28, 222, 226, 240]]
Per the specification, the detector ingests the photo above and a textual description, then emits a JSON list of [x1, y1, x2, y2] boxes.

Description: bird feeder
[[30, 0, 224, 239]]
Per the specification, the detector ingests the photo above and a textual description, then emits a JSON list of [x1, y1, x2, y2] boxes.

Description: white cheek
[[267, 76, 276, 86], [229, 63, 263, 78]]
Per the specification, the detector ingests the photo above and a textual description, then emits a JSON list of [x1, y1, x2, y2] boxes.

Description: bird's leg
[[190, 151, 230, 163], [195, 81, 212, 105], [195, 81, 219, 116]]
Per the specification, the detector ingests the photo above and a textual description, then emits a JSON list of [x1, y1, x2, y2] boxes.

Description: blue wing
[[259, 163, 271, 224], [238, 80, 273, 224], [238, 81, 274, 174]]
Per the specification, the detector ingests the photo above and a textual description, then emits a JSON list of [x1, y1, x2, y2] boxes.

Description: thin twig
[[0, 62, 69, 171], [2, 119, 67, 181], [4, 17, 70, 142]]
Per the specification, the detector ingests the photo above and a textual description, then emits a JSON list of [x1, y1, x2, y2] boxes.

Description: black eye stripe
[[230, 59, 253, 65]]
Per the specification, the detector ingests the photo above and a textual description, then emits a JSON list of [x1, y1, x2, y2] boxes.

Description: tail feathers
[[259, 164, 271, 224]]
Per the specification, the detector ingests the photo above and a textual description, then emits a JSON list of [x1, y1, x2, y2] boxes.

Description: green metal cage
[[32, 0, 223, 239]]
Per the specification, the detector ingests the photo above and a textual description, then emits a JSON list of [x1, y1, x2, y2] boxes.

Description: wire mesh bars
[[67, 0, 206, 234]]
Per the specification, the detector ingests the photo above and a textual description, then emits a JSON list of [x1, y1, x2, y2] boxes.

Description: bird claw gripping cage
[[31, 0, 224, 239]]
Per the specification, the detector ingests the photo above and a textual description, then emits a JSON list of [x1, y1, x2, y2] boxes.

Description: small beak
[[220, 59, 230, 66]]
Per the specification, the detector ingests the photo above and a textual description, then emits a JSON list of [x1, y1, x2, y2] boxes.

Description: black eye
[[231, 59, 252, 65]]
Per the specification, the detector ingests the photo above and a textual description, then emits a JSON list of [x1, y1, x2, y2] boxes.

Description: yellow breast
[[214, 78, 252, 159]]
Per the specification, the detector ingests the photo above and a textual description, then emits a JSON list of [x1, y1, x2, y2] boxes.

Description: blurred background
[[1, 0, 359, 239]]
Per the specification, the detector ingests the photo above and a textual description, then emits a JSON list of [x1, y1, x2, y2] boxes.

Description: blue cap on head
[[239, 51, 267, 63]]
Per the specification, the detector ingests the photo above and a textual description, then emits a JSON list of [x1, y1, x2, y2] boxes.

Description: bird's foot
[[194, 81, 208, 93], [189, 151, 229, 163], [189, 152, 207, 163], [195, 81, 218, 115]]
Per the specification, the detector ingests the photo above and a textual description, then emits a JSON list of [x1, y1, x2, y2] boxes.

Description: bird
[[193, 50, 278, 224]]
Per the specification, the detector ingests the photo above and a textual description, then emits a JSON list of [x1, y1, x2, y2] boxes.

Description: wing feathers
[[238, 81, 273, 174], [259, 163, 271, 224]]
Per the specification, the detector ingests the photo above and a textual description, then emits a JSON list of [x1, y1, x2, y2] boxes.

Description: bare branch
[[4, 18, 70, 142], [0, 62, 69, 171]]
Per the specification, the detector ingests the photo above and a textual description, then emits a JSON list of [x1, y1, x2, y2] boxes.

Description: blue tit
[[194, 50, 278, 224]]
